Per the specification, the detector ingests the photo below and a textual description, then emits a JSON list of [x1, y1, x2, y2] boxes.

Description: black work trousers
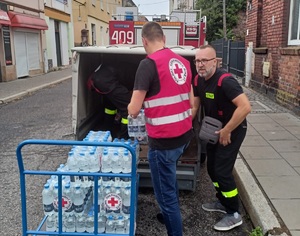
[[206, 125, 247, 214], [103, 84, 132, 139]]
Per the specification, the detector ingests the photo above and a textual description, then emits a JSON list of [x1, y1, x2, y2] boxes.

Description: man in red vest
[[192, 44, 251, 231], [128, 22, 194, 236]]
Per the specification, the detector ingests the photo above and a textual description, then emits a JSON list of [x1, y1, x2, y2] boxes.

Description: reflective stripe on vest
[[213, 182, 219, 188], [104, 108, 117, 115], [143, 93, 190, 108], [146, 109, 191, 126], [221, 188, 238, 198], [121, 117, 128, 125]]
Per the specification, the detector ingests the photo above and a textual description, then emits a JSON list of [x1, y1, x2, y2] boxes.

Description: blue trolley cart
[[16, 139, 139, 236]]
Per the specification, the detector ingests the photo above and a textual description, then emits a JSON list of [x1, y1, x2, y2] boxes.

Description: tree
[[195, 0, 246, 42]]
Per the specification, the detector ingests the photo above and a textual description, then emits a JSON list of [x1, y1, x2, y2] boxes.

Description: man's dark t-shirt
[[193, 68, 247, 127]]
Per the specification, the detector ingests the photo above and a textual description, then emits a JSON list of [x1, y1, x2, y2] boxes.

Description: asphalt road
[[0, 79, 253, 235]]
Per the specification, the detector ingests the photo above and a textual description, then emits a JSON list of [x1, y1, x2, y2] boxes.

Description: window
[[100, 0, 103, 10], [288, 0, 300, 45], [91, 24, 96, 45], [55, 0, 68, 5], [107, 1, 110, 14], [92, 0, 96, 6]]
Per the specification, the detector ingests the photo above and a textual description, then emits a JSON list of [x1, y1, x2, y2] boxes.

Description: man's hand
[[216, 128, 231, 146]]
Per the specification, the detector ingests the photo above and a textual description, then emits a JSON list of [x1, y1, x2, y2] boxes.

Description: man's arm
[[218, 93, 251, 145], [128, 90, 147, 118], [191, 85, 200, 120]]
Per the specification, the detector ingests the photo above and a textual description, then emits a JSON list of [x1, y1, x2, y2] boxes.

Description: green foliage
[[195, 0, 246, 42], [248, 226, 264, 236], [215, 28, 234, 40]]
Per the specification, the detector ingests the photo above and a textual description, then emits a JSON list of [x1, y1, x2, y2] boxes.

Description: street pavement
[[0, 67, 299, 236]]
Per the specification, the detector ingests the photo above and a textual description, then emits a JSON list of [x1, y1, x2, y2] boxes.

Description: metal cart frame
[[16, 139, 138, 236]]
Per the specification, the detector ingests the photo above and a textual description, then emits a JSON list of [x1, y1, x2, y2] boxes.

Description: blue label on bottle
[[44, 203, 54, 213], [74, 204, 84, 213]]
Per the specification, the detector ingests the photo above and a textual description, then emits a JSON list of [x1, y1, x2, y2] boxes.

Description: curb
[[0, 76, 71, 104], [234, 157, 290, 236]]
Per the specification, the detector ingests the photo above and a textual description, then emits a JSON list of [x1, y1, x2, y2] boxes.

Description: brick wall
[[245, 0, 300, 115]]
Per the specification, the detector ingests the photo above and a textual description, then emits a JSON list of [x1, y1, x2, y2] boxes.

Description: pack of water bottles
[[42, 130, 139, 234], [127, 109, 148, 144]]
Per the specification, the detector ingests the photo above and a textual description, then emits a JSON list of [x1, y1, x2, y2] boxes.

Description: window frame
[[288, 0, 300, 45], [100, 0, 104, 10]]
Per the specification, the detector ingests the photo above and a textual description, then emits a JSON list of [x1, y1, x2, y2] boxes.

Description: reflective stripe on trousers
[[121, 117, 128, 125], [104, 108, 117, 115]]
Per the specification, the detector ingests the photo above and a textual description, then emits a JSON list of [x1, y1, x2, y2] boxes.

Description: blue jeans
[[148, 144, 187, 236]]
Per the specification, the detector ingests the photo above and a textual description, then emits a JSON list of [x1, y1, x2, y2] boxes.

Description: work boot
[[213, 212, 243, 231]]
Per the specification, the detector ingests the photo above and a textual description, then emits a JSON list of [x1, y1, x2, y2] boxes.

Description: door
[[14, 31, 28, 78], [54, 20, 62, 67], [14, 31, 40, 78]]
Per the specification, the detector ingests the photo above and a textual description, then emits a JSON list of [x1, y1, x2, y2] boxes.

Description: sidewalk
[[0, 67, 72, 104], [236, 87, 300, 236], [0, 68, 299, 236]]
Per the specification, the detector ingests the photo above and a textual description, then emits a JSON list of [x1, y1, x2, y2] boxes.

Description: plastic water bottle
[[98, 184, 105, 216], [78, 152, 89, 172], [47, 175, 58, 190], [53, 183, 59, 214], [124, 218, 130, 234], [127, 115, 137, 137], [112, 185, 122, 216], [98, 215, 106, 233], [105, 215, 115, 233], [63, 183, 73, 215], [87, 149, 100, 172], [122, 150, 131, 173], [101, 148, 111, 173], [111, 150, 122, 173], [46, 215, 56, 231], [122, 186, 131, 215], [67, 151, 78, 171], [103, 186, 113, 215], [85, 212, 94, 233], [64, 215, 75, 232], [73, 185, 84, 216], [115, 215, 125, 234], [42, 183, 54, 216], [137, 110, 146, 137], [75, 215, 86, 233]]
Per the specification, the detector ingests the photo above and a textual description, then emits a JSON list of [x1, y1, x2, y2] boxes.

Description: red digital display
[[109, 21, 135, 44]]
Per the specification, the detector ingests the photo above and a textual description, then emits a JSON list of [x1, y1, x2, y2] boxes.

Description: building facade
[[44, 0, 74, 71], [170, 0, 195, 12], [72, 0, 122, 47], [245, 0, 300, 114], [0, 0, 48, 82], [0, 0, 74, 82]]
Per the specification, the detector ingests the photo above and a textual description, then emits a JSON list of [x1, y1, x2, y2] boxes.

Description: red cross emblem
[[174, 63, 183, 79], [53, 196, 72, 211], [169, 58, 187, 85], [108, 197, 119, 206], [104, 193, 122, 211]]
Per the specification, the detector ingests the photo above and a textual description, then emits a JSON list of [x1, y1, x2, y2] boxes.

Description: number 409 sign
[[109, 21, 135, 45]]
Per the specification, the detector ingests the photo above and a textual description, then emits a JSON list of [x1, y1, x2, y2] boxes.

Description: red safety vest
[[144, 48, 192, 138]]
